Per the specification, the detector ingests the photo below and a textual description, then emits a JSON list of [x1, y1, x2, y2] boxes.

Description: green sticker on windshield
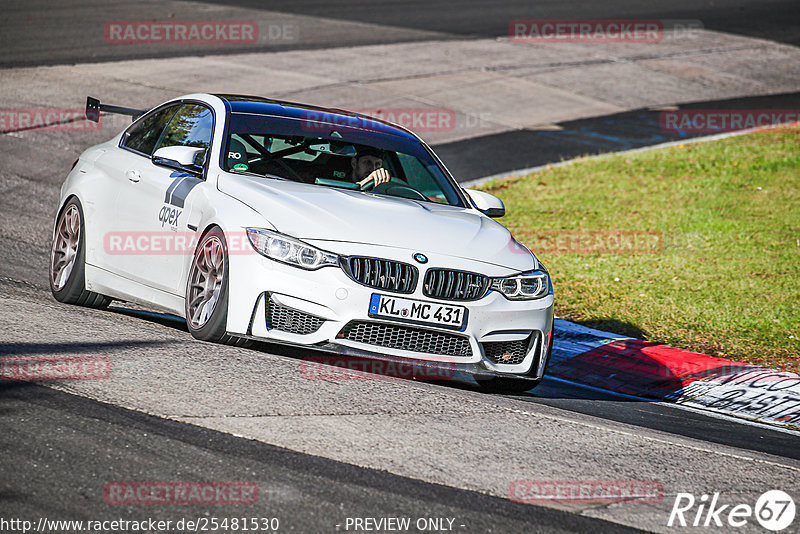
[[233, 163, 249, 171]]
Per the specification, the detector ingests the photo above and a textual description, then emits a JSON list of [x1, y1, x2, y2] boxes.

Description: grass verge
[[480, 128, 799, 370]]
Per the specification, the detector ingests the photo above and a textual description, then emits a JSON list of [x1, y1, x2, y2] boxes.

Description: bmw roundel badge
[[413, 253, 428, 264]]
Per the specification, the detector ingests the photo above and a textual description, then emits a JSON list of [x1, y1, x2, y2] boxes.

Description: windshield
[[223, 112, 465, 207]]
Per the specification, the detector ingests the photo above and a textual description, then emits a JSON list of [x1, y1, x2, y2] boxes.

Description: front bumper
[[226, 242, 554, 378]]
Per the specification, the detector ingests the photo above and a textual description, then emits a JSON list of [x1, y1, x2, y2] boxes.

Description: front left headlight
[[246, 228, 339, 270], [491, 269, 551, 300]]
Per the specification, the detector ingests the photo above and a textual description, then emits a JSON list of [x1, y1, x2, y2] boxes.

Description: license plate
[[368, 294, 467, 329]]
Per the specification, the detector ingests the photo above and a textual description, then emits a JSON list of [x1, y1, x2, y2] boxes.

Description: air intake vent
[[482, 333, 536, 365], [266, 295, 324, 335], [344, 257, 418, 294], [337, 321, 472, 357], [423, 269, 490, 301]]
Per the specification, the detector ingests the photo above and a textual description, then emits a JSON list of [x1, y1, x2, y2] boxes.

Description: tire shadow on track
[[107, 305, 189, 331], [101, 305, 665, 399], [75, 304, 800, 461], [104, 304, 501, 389]]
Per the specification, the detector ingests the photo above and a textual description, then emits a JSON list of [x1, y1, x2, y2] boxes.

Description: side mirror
[[152, 146, 206, 176], [463, 188, 505, 218]]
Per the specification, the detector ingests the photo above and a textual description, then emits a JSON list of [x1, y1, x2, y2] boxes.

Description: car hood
[[218, 173, 536, 271]]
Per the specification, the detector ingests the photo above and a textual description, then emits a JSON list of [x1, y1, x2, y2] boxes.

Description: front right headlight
[[246, 228, 339, 270], [491, 269, 551, 300]]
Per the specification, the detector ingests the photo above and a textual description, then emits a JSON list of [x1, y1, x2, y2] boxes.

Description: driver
[[350, 146, 391, 188]]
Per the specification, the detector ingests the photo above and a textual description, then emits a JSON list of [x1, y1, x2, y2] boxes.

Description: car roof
[[214, 94, 418, 140]]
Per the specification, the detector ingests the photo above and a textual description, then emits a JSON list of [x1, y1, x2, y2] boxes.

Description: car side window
[[121, 104, 180, 156], [156, 104, 214, 152]]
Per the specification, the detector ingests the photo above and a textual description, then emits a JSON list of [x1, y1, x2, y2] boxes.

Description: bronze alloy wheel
[[186, 233, 226, 329], [50, 204, 81, 291]]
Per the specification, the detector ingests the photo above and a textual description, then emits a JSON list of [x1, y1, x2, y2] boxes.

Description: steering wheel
[[369, 182, 428, 201], [358, 178, 376, 191], [358, 171, 411, 192]]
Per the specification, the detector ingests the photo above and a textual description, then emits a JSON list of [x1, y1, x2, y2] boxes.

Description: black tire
[[185, 226, 250, 347], [49, 198, 112, 309], [477, 316, 554, 394]]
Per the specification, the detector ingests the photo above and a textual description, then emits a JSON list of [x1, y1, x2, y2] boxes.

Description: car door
[[114, 102, 215, 295], [93, 103, 180, 278]]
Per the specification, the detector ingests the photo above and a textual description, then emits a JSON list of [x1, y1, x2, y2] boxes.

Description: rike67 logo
[[668, 490, 795, 531]]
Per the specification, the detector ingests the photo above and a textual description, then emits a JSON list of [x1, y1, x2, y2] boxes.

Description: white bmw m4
[[50, 94, 554, 392]]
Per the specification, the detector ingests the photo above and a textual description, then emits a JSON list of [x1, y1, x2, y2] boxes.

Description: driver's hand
[[358, 168, 391, 187]]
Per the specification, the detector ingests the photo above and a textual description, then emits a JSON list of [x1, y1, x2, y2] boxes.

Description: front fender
[[177, 174, 275, 330]]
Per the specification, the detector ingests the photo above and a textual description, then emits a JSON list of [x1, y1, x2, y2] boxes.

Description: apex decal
[[158, 205, 182, 228]]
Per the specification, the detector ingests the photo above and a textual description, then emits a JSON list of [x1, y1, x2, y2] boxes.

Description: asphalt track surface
[[440, 90, 800, 181], [5, 1, 800, 182], [2, 1, 800, 532], [1, 284, 798, 532], [205, 0, 800, 46], [1, 382, 640, 534], [3, 0, 799, 67]]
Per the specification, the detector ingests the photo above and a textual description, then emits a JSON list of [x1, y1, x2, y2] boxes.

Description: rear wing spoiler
[[85, 96, 146, 123]]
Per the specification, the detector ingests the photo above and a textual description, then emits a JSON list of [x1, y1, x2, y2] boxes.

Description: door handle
[[125, 170, 141, 183]]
